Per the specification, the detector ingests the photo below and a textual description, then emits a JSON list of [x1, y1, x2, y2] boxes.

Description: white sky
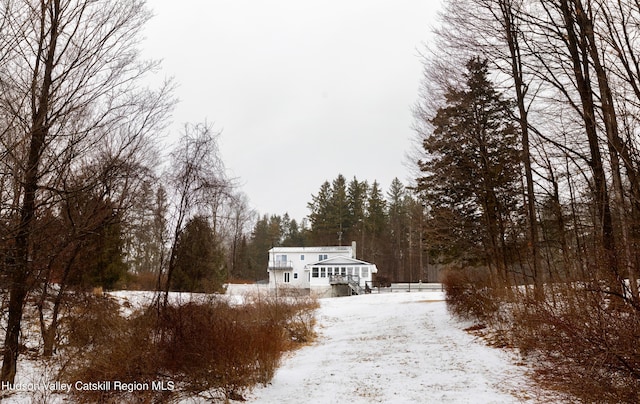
[[141, 1, 440, 221]]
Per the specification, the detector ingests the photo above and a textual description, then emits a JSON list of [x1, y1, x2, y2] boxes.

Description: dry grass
[[442, 267, 640, 403], [441, 267, 502, 323], [511, 284, 640, 403], [58, 292, 319, 402]]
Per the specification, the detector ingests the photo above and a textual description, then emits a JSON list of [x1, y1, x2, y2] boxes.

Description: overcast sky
[[142, 1, 440, 221]]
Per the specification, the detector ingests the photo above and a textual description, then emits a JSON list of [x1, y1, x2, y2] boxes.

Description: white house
[[267, 243, 378, 297]]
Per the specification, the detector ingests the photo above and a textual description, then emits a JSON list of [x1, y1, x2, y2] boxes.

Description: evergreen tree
[[347, 177, 368, 257], [387, 178, 409, 281], [49, 189, 128, 290], [245, 214, 289, 281], [282, 216, 307, 246], [171, 216, 227, 293], [417, 58, 521, 272], [308, 175, 352, 245], [364, 181, 387, 269], [247, 215, 271, 281], [308, 181, 334, 244], [330, 174, 351, 245]]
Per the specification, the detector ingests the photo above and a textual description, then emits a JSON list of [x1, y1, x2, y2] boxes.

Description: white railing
[[269, 260, 293, 269], [329, 274, 360, 284], [370, 282, 443, 293]]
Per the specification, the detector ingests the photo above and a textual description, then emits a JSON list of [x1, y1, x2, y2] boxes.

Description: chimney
[[351, 241, 357, 259]]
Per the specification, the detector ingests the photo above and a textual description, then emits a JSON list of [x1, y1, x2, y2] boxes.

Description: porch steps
[[329, 274, 365, 296], [347, 278, 364, 295]]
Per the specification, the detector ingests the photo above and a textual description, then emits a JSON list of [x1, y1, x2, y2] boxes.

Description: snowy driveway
[[247, 291, 540, 403]]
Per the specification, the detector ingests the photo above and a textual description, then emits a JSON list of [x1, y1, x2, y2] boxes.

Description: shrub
[[242, 292, 319, 346], [124, 270, 161, 291], [155, 300, 286, 396], [510, 284, 640, 403], [60, 293, 318, 402], [441, 267, 501, 323], [443, 272, 640, 403]]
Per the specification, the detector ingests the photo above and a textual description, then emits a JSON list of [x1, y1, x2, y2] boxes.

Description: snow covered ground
[[246, 291, 549, 404], [3, 288, 559, 403]]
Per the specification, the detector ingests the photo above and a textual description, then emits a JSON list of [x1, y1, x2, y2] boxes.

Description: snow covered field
[[3, 288, 558, 403], [246, 291, 547, 403]]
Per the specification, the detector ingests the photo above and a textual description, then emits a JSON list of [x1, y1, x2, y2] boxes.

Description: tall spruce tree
[[347, 177, 368, 257], [330, 174, 350, 245], [308, 181, 334, 245], [387, 178, 409, 281], [308, 175, 352, 245], [418, 58, 521, 277], [365, 181, 387, 271]]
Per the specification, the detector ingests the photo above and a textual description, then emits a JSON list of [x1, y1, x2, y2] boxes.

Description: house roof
[[269, 246, 353, 254]]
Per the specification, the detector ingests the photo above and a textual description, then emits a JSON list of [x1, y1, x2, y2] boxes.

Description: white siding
[[267, 246, 354, 289]]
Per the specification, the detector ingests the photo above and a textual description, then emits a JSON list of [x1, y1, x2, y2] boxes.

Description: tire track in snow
[[246, 292, 539, 403]]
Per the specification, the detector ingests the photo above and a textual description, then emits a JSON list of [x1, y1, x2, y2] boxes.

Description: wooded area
[[0, 0, 239, 384], [416, 1, 640, 401], [232, 175, 437, 285]]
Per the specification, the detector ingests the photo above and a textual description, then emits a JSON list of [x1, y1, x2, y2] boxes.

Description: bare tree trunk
[[575, 0, 639, 302], [0, 0, 167, 382], [557, 0, 618, 279], [496, 0, 544, 298], [1, 0, 59, 382]]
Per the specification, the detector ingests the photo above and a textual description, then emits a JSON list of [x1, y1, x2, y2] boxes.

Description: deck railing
[[329, 274, 364, 295], [269, 260, 293, 269], [329, 274, 360, 284]]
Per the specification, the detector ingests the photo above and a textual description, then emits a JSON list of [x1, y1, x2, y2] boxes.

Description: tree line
[[232, 174, 438, 285]]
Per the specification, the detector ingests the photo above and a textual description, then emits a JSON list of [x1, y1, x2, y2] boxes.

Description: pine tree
[[308, 181, 334, 245], [308, 175, 352, 245], [171, 216, 226, 293], [418, 57, 521, 274], [387, 178, 408, 281], [365, 181, 387, 269], [347, 177, 368, 257], [330, 174, 350, 245], [247, 215, 271, 281]]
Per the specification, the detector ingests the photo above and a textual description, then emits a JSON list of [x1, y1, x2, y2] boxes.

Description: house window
[[284, 272, 290, 283], [300, 254, 305, 260], [294, 273, 298, 279], [347, 267, 353, 276], [341, 267, 347, 276], [275, 255, 288, 267], [362, 268, 369, 278], [319, 254, 328, 261], [312, 267, 319, 278], [320, 267, 326, 278]]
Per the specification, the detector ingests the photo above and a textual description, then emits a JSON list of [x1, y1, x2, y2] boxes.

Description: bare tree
[[224, 193, 256, 280], [161, 122, 231, 306], [0, 0, 173, 382]]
